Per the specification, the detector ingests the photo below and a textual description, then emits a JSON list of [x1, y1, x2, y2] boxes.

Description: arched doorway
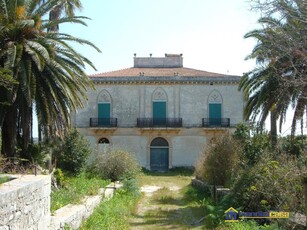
[[150, 137, 169, 171]]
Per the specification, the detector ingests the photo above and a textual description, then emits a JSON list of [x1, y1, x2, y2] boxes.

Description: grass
[[51, 173, 109, 213], [0, 175, 11, 184], [80, 180, 140, 229], [130, 170, 206, 229]]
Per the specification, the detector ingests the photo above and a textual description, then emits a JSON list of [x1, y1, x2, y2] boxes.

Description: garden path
[[129, 171, 204, 229]]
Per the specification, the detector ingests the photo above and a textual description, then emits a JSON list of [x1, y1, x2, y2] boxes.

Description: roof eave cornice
[[90, 76, 241, 84]]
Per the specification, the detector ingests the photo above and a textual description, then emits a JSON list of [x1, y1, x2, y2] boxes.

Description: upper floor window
[[152, 88, 167, 125], [97, 90, 111, 125], [208, 90, 223, 126]]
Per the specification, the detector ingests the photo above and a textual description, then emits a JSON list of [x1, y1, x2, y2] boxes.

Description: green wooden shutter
[[98, 103, 110, 126], [209, 103, 221, 126], [153, 101, 166, 126]]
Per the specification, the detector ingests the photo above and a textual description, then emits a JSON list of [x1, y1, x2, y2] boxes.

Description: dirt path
[[129, 172, 204, 229]]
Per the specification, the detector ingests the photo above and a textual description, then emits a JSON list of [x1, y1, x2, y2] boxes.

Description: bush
[[27, 143, 50, 167], [230, 153, 306, 227], [234, 123, 271, 167], [281, 135, 307, 156], [53, 168, 66, 188], [88, 149, 141, 181], [195, 135, 240, 186], [55, 129, 91, 175]]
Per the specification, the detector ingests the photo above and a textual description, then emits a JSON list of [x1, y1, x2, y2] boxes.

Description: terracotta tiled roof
[[89, 67, 232, 78]]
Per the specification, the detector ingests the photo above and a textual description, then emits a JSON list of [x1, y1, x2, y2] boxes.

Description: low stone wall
[[0, 175, 51, 230], [191, 179, 230, 202], [50, 182, 122, 230], [191, 178, 213, 194], [0, 176, 121, 230]]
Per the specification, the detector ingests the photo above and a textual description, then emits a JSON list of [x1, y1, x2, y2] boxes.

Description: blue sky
[[62, 0, 259, 75]]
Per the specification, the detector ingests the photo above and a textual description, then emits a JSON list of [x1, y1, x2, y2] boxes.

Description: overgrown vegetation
[[195, 123, 307, 229], [55, 129, 91, 176], [195, 135, 240, 186], [87, 149, 141, 181], [80, 179, 140, 229], [50, 173, 109, 213], [0, 176, 10, 184]]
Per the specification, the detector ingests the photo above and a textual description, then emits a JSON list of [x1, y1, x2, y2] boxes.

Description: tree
[[0, 0, 100, 158], [37, 0, 83, 141], [40, 0, 82, 32], [55, 128, 91, 175], [240, 0, 307, 142]]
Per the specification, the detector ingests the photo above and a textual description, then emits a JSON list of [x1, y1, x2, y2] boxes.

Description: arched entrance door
[[150, 137, 169, 171]]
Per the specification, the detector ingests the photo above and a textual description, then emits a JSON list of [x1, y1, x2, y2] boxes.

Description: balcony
[[137, 118, 182, 128], [89, 118, 118, 127], [202, 118, 230, 127]]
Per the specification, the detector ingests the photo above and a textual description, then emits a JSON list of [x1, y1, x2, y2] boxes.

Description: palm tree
[[0, 0, 100, 158], [43, 0, 82, 32], [240, 0, 306, 143]]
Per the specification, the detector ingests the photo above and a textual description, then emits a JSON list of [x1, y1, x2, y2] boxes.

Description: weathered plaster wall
[[0, 175, 51, 230], [75, 83, 243, 128], [172, 135, 207, 166], [78, 127, 230, 169], [75, 82, 243, 169]]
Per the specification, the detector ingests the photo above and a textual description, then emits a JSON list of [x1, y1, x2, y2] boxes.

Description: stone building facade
[[74, 54, 244, 170]]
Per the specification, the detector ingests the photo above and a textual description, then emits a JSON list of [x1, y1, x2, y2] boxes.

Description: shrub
[[53, 168, 66, 188], [195, 135, 240, 186], [55, 129, 91, 175], [88, 149, 141, 181], [230, 153, 306, 226], [281, 135, 307, 156], [27, 143, 50, 167], [122, 178, 140, 197], [234, 123, 271, 167]]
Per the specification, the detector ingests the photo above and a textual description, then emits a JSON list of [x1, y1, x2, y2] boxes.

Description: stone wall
[[50, 183, 121, 230], [0, 175, 51, 230]]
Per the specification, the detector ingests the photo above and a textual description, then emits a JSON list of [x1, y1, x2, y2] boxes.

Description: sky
[[61, 0, 259, 76], [33, 0, 305, 137]]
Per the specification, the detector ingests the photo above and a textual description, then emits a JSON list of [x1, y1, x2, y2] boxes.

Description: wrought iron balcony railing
[[90, 118, 118, 127], [137, 118, 182, 128], [202, 118, 230, 127]]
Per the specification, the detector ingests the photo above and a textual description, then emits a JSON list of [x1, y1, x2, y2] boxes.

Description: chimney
[[134, 53, 183, 68]]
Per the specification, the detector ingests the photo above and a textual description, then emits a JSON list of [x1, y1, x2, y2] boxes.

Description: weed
[[0, 175, 10, 184], [50, 173, 109, 213], [80, 185, 140, 229]]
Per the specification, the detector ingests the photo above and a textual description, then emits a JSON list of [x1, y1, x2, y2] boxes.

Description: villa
[[74, 54, 244, 170]]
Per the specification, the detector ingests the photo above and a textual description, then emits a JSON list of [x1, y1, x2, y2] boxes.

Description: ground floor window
[[98, 137, 110, 153]]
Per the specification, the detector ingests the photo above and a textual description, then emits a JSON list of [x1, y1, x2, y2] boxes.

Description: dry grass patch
[[129, 169, 205, 229]]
